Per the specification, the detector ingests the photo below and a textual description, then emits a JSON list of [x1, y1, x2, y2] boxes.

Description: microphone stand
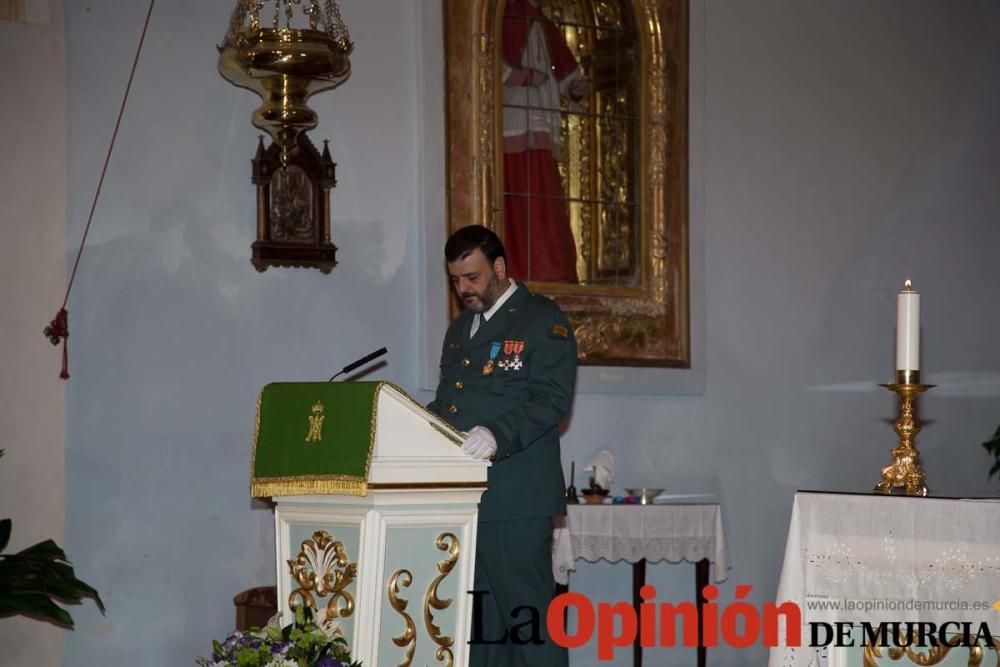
[[329, 347, 388, 382]]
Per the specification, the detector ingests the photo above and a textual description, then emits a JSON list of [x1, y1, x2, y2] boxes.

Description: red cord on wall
[[44, 0, 156, 380]]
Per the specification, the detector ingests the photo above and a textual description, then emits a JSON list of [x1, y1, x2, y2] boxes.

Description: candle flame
[[904, 279, 912, 290]]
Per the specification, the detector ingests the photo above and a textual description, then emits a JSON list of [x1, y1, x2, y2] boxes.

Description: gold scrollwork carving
[[423, 532, 460, 667], [862, 630, 1000, 667], [476, 31, 496, 229], [287, 530, 358, 638], [387, 569, 416, 667], [573, 298, 681, 362]]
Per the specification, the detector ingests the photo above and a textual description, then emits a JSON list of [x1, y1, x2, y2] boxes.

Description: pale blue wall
[[63, 1, 425, 664], [60, 1, 1000, 666]]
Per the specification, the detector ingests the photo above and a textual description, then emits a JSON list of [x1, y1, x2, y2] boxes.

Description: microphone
[[329, 347, 388, 381]]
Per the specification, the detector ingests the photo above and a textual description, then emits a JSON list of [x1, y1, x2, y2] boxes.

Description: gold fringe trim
[[252, 477, 368, 497], [250, 386, 265, 496]]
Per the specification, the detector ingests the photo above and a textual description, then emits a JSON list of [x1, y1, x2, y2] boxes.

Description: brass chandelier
[[218, 0, 353, 166]]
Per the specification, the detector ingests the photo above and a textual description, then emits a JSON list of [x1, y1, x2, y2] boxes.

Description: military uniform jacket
[[429, 284, 577, 522]]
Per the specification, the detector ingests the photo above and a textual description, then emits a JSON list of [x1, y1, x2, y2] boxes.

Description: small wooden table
[[552, 497, 729, 667]]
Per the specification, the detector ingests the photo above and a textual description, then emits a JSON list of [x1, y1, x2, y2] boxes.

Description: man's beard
[[462, 272, 504, 313]]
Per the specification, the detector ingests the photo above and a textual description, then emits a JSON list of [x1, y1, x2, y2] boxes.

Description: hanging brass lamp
[[218, 0, 353, 165]]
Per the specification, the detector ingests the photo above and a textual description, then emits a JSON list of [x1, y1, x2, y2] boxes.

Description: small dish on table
[[580, 488, 609, 505], [624, 488, 665, 505]]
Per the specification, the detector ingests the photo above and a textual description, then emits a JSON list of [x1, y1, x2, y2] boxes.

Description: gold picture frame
[[444, 0, 690, 367], [0, 0, 25, 22]]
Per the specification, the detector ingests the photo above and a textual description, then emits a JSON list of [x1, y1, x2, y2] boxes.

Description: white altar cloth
[[552, 496, 730, 584], [769, 492, 1000, 667]]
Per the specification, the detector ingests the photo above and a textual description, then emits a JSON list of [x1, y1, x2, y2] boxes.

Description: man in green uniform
[[429, 225, 576, 666]]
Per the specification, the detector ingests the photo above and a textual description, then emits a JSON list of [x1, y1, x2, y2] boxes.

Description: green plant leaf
[[0, 450, 104, 628], [0, 591, 74, 627], [0, 555, 68, 581], [33, 577, 89, 600], [0, 565, 105, 611], [0, 544, 105, 617], [14, 539, 68, 562]]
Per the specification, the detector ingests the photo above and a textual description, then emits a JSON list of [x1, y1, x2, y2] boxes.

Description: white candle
[[896, 280, 920, 371]]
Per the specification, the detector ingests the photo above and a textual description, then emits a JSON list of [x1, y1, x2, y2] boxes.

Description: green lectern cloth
[[251, 381, 384, 497]]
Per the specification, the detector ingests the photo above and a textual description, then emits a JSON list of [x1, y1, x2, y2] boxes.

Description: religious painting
[[0, 0, 25, 22], [446, 0, 690, 366], [250, 132, 338, 273], [269, 165, 315, 242]]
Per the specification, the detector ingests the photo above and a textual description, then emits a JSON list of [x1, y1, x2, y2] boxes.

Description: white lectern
[[252, 381, 488, 667]]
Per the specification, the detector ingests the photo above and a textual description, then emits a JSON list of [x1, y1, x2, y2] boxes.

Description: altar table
[[552, 496, 730, 667], [769, 491, 1000, 667]]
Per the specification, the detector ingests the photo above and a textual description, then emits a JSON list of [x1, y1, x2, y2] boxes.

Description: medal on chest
[[483, 341, 502, 376], [498, 339, 525, 371]]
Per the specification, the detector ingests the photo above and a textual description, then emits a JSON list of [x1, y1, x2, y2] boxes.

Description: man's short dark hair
[[445, 225, 507, 264]]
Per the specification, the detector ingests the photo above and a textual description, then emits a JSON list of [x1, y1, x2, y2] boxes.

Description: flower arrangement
[[196, 607, 362, 667]]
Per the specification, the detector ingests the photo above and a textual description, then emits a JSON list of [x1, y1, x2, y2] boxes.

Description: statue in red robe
[[502, 0, 590, 283]]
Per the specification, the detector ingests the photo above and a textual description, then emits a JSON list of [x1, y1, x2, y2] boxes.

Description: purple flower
[[316, 659, 343, 667]]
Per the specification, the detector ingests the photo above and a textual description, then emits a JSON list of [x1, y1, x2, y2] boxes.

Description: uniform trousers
[[470, 516, 568, 666]]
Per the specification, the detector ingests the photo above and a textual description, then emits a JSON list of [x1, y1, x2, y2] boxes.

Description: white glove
[[461, 426, 497, 460]]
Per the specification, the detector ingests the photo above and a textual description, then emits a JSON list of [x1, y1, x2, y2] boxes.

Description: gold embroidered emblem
[[305, 401, 325, 443], [551, 324, 568, 339]]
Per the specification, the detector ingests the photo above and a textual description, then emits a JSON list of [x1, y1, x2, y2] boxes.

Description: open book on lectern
[[250, 381, 487, 498]]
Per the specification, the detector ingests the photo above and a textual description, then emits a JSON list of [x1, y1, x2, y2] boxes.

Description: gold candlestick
[[874, 370, 934, 496]]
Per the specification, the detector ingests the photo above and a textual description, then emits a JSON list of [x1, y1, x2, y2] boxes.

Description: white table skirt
[[769, 492, 1000, 667], [551, 498, 730, 585]]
